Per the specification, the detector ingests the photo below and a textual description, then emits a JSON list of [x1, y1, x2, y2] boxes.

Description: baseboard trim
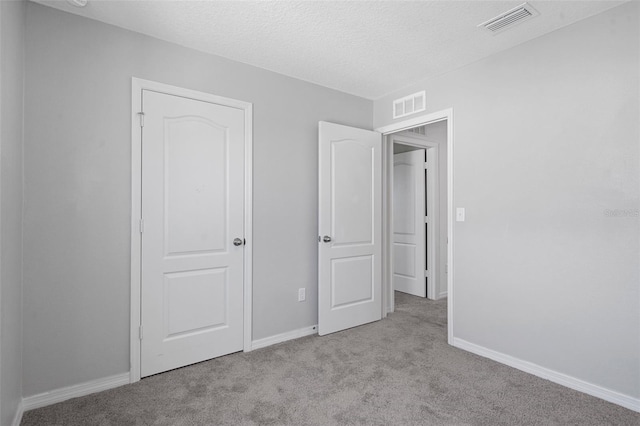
[[11, 400, 24, 426], [22, 372, 130, 412], [251, 325, 318, 350], [452, 337, 640, 413], [437, 291, 448, 300]]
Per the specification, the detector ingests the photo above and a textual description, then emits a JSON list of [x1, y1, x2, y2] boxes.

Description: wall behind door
[[22, 2, 372, 397], [419, 121, 448, 299], [0, 0, 26, 424], [426, 121, 448, 299]]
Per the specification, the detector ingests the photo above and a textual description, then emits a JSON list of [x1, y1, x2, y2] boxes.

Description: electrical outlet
[[298, 288, 306, 302]]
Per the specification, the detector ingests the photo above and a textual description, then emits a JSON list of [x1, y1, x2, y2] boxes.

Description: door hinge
[[139, 325, 143, 340], [424, 162, 428, 170], [139, 218, 144, 234], [138, 112, 145, 127]]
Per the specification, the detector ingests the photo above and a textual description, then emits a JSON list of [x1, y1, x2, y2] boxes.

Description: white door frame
[[129, 78, 253, 383], [391, 134, 439, 300], [375, 108, 454, 345]]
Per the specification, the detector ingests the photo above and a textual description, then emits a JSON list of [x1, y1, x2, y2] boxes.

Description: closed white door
[[393, 149, 427, 297], [318, 121, 382, 336], [141, 90, 244, 377]]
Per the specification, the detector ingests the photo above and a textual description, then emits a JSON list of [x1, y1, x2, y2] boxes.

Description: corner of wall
[[0, 0, 27, 425], [11, 401, 24, 426]]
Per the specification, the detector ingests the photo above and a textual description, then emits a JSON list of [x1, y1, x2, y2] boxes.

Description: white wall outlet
[[298, 288, 306, 302], [456, 207, 465, 222]]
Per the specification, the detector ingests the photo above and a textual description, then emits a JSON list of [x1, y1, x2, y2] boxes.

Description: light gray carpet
[[22, 292, 639, 425]]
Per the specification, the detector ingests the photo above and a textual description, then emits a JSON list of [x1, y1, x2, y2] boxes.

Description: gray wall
[[0, 0, 25, 424], [375, 2, 639, 399], [423, 121, 448, 299], [23, 2, 372, 397]]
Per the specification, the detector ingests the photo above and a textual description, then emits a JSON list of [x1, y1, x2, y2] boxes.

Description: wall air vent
[[393, 91, 426, 119], [478, 3, 539, 34], [407, 125, 426, 135]]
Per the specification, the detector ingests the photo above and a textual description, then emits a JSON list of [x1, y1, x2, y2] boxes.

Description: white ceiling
[[33, 0, 626, 99]]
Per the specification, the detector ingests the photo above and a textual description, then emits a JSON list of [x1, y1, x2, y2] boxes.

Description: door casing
[[129, 78, 253, 383], [375, 108, 454, 345]]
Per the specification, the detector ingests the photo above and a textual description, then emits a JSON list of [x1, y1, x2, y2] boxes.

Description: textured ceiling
[[32, 0, 626, 99]]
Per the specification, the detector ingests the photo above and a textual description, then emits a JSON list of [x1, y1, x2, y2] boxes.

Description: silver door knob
[[233, 238, 244, 246], [322, 236, 332, 243]]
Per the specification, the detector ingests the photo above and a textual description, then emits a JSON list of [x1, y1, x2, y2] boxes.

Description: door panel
[[393, 163, 416, 235], [332, 141, 374, 245], [331, 256, 374, 308], [318, 121, 382, 336], [393, 243, 416, 277], [141, 90, 244, 377], [164, 268, 228, 337], [393, 149, 427, 297], [165, 117, 227, 255]]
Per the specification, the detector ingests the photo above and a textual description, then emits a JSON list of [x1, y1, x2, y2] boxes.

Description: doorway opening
[[391, 126, 443, 300], [376, 108, 454, 344]]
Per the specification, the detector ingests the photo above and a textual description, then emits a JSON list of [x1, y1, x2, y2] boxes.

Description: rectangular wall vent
[[478, 3, 539, 34], [393, 91, 426, 119], [407, 125, 426, 135]]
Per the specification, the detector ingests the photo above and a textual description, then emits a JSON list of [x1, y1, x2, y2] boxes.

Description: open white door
[[318, 121, 382, 336], [393, 149, 427, 297]]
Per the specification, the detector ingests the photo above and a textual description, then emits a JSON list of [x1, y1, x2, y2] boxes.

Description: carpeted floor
[[22, 292, 639, 425]]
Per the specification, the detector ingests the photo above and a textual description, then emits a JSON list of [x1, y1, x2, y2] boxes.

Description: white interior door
[[393, 149, 427, 297], [318, 121, 382, 336], [141, 90, 244, 377]]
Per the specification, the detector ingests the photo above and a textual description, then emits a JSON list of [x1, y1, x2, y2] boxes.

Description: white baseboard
[[251, 325, 318, 350], [437, 291, 448, 300], [452, 337, 640, 413], [11, 400, 24, 426], [22, 372, 130, 412]]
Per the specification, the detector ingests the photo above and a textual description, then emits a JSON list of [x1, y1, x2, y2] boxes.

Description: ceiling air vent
[[393, 91, 426, 119], [478, 3, 539, 34]]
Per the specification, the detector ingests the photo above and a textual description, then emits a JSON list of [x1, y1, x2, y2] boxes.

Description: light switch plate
[[456, 207, 465, 222]]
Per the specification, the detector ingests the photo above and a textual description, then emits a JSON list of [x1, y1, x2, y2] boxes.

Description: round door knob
[[233, 238, 244, 246], [322, 236, 332, 243]]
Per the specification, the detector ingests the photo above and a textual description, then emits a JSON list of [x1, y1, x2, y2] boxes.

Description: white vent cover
[[478, 3, 539, 34], [407, 125, 426, 135], [393, 91, 426, 119]]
